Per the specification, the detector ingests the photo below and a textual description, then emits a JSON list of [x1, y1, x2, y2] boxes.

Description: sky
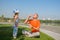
[[0, 0, 60, 20]]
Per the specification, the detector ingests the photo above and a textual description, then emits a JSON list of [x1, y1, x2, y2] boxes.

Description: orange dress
[[28, 19, 40, 33]]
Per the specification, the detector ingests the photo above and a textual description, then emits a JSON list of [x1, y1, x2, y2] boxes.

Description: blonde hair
[[34, 13, 39, 17]]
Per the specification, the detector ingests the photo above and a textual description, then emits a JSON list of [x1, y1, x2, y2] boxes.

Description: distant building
[[42, 18, 45, 20], [8, 20, 11, 23], [48, 18, 51, 20]]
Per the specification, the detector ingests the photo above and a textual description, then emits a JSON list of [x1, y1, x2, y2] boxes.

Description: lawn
[[0, 24, 54, 40]]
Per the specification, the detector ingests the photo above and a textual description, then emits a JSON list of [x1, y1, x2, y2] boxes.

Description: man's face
[[33, 14, 38, 19]]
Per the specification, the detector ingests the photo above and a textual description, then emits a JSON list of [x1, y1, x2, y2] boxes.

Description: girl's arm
[[14, 16, 19, 27], [14, 16, 17, 23]]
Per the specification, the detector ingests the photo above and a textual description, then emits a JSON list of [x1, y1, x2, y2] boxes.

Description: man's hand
[[27, 14, 32, 18], [24, 14, 32, 24], [33, 27, 40, 30], [29, 24, 40, 30]]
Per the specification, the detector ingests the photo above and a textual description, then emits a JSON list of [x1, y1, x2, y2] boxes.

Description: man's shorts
[[22, 30, 40, 38]]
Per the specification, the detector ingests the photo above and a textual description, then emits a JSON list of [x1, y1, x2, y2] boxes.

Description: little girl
[[13, 9, 19, 39]]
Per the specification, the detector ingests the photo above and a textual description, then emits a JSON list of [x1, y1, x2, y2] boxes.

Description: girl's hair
[[15, 13, 18, 15], [14, 13, 19, 17]]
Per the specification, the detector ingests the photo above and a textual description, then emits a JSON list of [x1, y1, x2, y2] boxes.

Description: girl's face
[[33, 14, 38, 19], [14, 15, 18, 19]]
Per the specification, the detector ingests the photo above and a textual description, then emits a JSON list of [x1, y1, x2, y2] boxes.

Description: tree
[[1, 14, 4, 22]]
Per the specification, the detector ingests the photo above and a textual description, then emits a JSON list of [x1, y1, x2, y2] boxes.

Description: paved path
[[40, 24, 60, 40], [41, 24, 60, 34], [40, 29, 60, 40]]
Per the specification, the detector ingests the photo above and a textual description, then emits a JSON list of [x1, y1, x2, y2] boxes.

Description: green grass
[[0, 24, 54, 40]]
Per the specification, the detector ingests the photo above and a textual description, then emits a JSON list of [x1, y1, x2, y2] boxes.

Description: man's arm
[[24, 15, 31, 24], [33, 26, 40, 30]]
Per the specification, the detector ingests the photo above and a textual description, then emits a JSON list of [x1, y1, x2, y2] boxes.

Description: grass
[[0, 24, 55, 40]]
